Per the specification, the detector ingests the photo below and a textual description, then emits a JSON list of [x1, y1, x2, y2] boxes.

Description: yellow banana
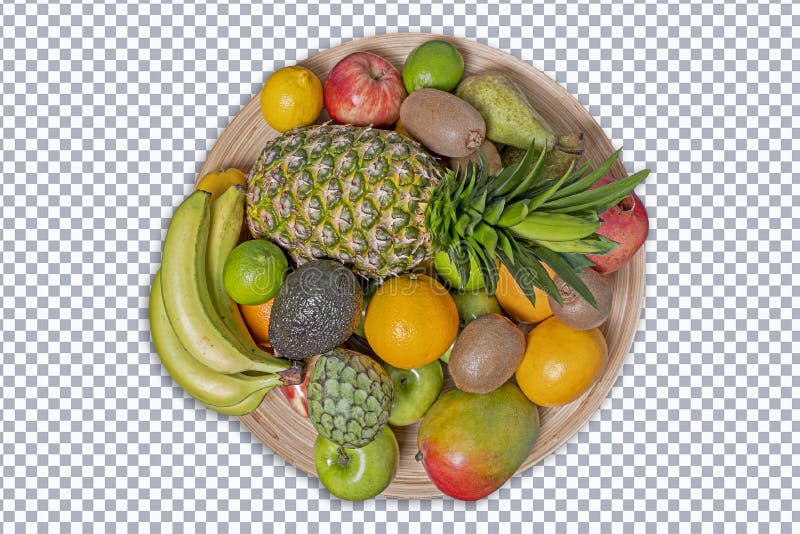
[[205, 186, 261, 351], [150, 271, 281, 411], [160, 191, 289, 374], [203, 388, 271, 416]]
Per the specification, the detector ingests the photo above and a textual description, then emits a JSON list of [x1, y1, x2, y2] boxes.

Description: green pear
[[456, 71, 555, 151]]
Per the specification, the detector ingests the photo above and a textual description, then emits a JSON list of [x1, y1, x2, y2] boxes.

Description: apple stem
[[337, 447, 350, 465], [415, 451, 423, 462]]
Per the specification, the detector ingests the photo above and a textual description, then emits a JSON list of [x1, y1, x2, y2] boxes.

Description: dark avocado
[[269, 260, 363, 360]]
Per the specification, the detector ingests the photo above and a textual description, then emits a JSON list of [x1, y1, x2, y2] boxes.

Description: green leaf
[[491, 139, 539, 197], [483, 198, 506, 225], [532, 245, 597, 309], [496, 200, 529, 227], [448, 241, 471, 290], [525, 161, 575, 211], [472, 222, 498, 259], [533, 234, 618, 254], [496, 230, 514, 262], [509, 213, 600, 241], [469, 238, 498, 296], [454, 213, 471, 237], [543, 169, 649, 213], [470, 189, 488, 213], [561, 252, 596, 271], [549, 149, 621, 201], [506, 143, 549, 200]]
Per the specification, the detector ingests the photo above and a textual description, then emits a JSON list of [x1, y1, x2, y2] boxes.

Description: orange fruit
[[495, 262, 555, 323], [364, 274, 459, 369], [515, 316, 608, 407], [239, 298, 274, 348]]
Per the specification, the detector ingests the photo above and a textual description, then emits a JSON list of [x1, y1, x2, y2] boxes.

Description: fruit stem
[[337, 447, 350, 465], [277, 361, 305, 386]]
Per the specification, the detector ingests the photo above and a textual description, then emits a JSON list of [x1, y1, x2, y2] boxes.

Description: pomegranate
[[586, 176, 649, 274]]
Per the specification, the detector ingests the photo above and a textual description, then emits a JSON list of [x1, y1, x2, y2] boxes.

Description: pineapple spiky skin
[[246, 124, 444, 278]]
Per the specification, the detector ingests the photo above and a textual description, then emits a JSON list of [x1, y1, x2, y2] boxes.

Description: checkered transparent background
[[2, 0, 798, 531]]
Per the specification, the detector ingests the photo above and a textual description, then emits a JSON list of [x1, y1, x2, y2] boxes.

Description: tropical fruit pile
[[150, 39, 651, 502]]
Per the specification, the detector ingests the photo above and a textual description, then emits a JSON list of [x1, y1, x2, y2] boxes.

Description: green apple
[[451, 289, 502, 325], [434, 251, 484, 291], [314, 426, 399, 501], [439, 340, 455, 363], [383, 360, 444, 426]]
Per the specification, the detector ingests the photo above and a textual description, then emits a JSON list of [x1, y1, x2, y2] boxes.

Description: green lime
[[223, 240, 288, 305], [433, 250, 484, 291], [402, 40, 464, 93]]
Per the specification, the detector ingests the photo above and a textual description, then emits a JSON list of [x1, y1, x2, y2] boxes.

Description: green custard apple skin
[[417, 382, 540, 501], [383, 360, 444, 426], [246, 124, 444, 278], [314, 425, 399, 501], [307, 348, 394, 448]]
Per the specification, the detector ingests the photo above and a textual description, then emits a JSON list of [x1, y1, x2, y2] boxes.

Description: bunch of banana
[[149, 186, 302, 416]]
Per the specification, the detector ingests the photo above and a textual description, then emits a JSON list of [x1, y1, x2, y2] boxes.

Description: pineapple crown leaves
[[425, 141, 650, 308]]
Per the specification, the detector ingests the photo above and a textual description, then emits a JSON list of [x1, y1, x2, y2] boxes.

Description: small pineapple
[[246, 124, 649, 307]]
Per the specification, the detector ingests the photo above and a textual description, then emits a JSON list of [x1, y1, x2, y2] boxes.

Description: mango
[[416, 382, 539, 501]]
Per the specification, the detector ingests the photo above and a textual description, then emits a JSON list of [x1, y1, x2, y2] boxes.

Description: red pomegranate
[[587, 176, 649, 274]]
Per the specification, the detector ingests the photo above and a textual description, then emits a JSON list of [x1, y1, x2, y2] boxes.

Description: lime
[[402, 40, 464, 93], [433, 251, 484, 291], [223, 240, 289, 305]]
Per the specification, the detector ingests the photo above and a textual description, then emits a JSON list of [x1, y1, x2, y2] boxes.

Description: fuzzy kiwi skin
[[399, 88, 486, 158], [548, 270, 613, 330], [448, 313, 526, 394], [448, 139, 502, 175]]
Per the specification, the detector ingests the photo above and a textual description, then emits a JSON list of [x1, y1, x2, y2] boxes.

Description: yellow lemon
[[260, 66, 323, 132]]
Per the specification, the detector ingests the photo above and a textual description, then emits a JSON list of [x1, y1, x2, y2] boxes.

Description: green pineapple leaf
[[532, 245, 597, 309], [549, 149, 621, 201]]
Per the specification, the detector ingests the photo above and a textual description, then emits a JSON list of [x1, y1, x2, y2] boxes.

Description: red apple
[[587, 176, 649, 274], [324, 52, 406, 128], [280, 355, 317, 417]]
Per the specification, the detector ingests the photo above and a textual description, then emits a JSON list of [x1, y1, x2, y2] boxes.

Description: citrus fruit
[[433, 251, 484, 291], [402, 40, 464, 93], [495, 262, 555, 323], [515, 316, 608, 406], [223, 240, 289, 305], [260, 66, 323, 132], [239, 298, 274, 348], [364, 274, 459, 370], [196, 168, 246, 202]]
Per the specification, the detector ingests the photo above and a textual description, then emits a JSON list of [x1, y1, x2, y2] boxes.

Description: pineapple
[[246, 124, 648, 306]]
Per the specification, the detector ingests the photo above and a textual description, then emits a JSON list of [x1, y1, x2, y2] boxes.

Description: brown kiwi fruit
[[399, 88, 486, 157], [448, 139, 502, 175], [447, 313, 526, 394], [548, 269, 613, 330]]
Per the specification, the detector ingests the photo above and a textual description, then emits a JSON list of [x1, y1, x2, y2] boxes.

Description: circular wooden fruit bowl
[[196, 33, 645, 499]]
